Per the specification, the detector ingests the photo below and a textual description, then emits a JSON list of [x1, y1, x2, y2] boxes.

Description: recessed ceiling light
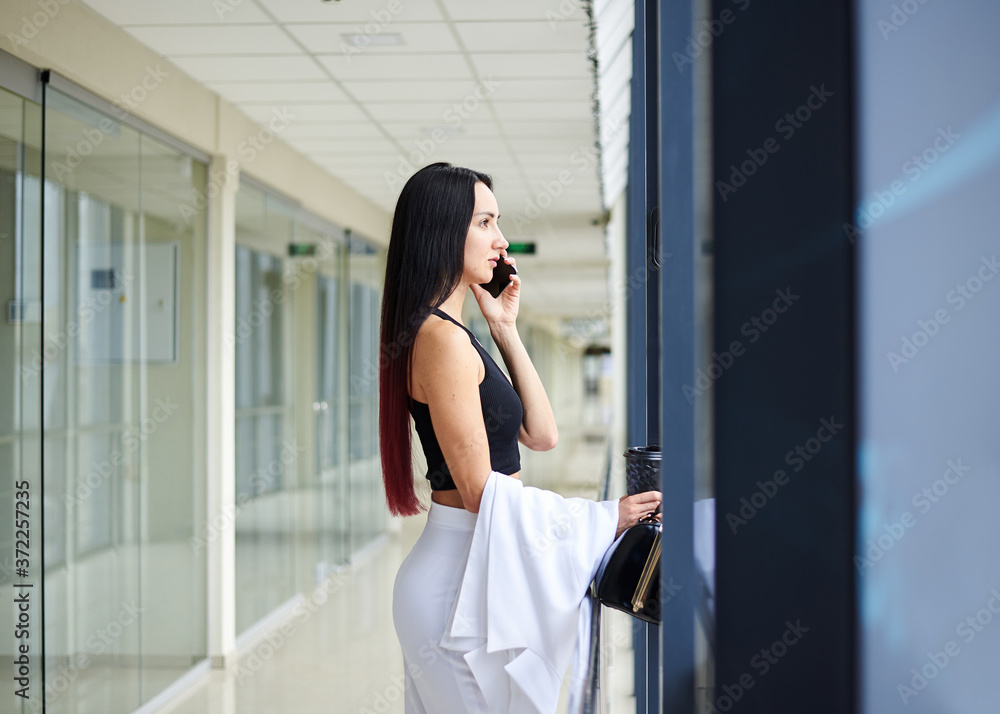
[[340, 33, 404, 47]]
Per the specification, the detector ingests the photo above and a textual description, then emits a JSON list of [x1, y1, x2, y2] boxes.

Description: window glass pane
[[26, 82, 211, 713], [857, 2, 1000, 712], [348, 239, 385, 551], [234, 189, 296, 634], [0, 85, 45, 714]]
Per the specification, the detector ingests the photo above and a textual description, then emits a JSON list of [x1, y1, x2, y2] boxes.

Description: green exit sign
[[506, 242, 536, 255], [288, 243, 317, 257]]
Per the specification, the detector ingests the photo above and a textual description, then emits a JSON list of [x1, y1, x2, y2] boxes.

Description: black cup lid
[[624, 445, 662, 459]]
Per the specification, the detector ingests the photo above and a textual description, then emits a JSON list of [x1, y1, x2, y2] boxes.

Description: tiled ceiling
[[79, 0, 623, 321]]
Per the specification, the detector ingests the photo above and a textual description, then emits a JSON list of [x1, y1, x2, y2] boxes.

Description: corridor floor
[[155, 433, 637, 714]]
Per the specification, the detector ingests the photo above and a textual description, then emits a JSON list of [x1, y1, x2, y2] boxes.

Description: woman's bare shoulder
[[410, 316, 483, 401], [414, 315, 470, 352]]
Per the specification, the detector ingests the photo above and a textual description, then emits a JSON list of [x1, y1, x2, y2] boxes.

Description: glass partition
[[284, 216, 350, 589], [347, 236, 386, 555], [233, 184, 389, 625], [0, 82, 44, 714], [313, 236, 350, 574], [857, 1, 1000, 711], [233, 184, 298, 634], [1, 60, 390, 713], [0, 77, 210, 714]]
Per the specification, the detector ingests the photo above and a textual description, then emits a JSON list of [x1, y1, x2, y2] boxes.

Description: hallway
[[155, 429, 637, 714]]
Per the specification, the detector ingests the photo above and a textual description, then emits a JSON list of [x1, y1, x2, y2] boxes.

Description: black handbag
[[594, 513, 662, 624]]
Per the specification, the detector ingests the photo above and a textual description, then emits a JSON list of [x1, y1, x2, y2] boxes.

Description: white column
[[206, 155, 239, 667]]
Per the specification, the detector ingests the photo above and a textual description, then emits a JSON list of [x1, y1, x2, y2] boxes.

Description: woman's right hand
[[616, 491, 663, 540]]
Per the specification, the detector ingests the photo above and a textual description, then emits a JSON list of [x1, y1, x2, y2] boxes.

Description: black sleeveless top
[[409, 308, 523, 490]]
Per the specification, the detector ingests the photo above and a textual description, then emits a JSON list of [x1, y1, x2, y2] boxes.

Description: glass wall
[[347, 236, 386, 554], [45, 84, 209, 714], [0, 75, 208, 714], [233, 184, 298, 634], [1, 57, 392, 713], [0, 82, 44, 714], [312, 236, 350, 574], [857, 1, 1000, 711], [518, 324, 565, 492], [233, 184, 388, 627], [285, 215, 351, 588]]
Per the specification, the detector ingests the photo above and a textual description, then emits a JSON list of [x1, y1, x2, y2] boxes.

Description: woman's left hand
[[616, 491, 662, 540], [470, 255, 520, 328]]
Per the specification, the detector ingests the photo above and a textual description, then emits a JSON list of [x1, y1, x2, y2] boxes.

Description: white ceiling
[[78, 0, 628, 321]]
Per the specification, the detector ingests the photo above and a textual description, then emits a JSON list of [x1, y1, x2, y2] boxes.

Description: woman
[[379, 163, 661, 712]]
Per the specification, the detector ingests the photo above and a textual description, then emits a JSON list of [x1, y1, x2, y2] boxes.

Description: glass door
[[0, 64, 209, 713], [346, 236, 386, 557], [40, 80, 209, 714], [315, 260, 349, 574], [0, 80, 44, 714], [233, 185, 298, 635]]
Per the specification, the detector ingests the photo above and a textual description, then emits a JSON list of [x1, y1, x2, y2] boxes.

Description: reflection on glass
[[348, 237, 386, 555], [857, 1, 1000, 712], [0, 84, 45, 714], [0, 83, 211, 714], [233, 187, 296, 635], [315, 255, 350, 573]]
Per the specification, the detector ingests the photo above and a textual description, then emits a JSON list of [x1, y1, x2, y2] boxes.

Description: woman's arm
[[472, 257, 558, 452], [416, 320, 494, 513], [490, 323, 558, 451]]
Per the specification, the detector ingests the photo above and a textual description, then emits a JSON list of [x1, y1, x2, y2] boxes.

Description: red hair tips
[[378, 323, 422, 517]]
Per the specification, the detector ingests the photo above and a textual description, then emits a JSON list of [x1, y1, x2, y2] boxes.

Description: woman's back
[[408, 308, 523, 507], [410, 308, 523, 491]]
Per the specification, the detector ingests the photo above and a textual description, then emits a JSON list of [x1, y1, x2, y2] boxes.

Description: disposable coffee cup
[[624, 445, 661, 496]]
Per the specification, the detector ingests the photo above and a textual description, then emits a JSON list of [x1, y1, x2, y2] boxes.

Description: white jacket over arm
[[440, 470, 620, 713]]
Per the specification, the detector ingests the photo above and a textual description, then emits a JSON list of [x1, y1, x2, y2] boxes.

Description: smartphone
[[480, 258, 517, 298]]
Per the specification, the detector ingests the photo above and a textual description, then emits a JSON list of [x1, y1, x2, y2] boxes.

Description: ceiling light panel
[[286, 22, 458, 54]]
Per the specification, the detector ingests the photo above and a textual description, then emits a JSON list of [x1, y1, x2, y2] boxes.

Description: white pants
[[393, 501, 491, 713]]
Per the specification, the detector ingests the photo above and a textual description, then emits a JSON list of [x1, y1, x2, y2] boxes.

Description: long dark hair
[[379, 162, 493, 516]]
